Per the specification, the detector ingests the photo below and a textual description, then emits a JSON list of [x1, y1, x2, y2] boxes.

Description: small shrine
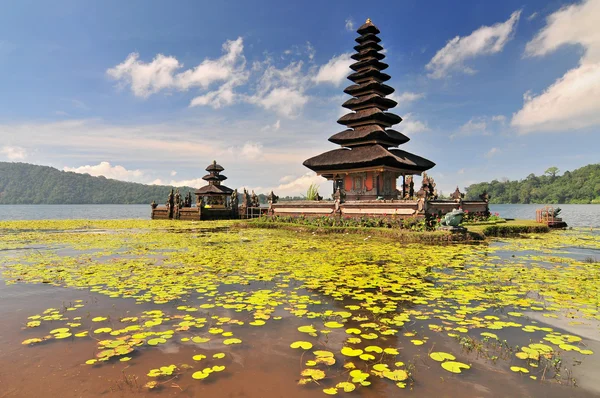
[[151, 160, 239, 220], [303, 19, 435, 201], [195, 161, 234, 208]]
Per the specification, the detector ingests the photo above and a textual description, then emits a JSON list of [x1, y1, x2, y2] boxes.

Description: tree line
[[0, 162, 198, 204], [465, 164, 600, 204]]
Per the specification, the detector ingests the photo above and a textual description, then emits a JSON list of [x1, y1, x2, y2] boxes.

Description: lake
[[0, 204, 598, 227], [1, 221, 599, 397]]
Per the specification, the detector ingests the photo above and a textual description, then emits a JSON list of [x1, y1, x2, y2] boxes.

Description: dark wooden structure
[[195, 161, 234, 208], [151, 161, 238, 220], [303, 19, 435, 201]]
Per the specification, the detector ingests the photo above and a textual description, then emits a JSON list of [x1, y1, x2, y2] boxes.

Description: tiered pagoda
[[303, 19, 435, 201], [195, 160, 233, 207]]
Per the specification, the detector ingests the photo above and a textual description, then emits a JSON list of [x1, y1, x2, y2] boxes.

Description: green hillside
[[465, 164, 600, 204], [0, 162, 198, 204]]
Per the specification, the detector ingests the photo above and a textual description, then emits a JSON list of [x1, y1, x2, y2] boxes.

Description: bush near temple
[[255, 214, 440, 231]]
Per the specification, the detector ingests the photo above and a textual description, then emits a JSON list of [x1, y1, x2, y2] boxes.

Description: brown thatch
[[344, 82, 394, 97], [355, 33, 381, 44], [350, 58, 388, 71], [205, 161, 224, 172], [357, 19, 380, 35], [202, 173, 227, 182], [329, 126, 409, 147], [195, 184, 233, 195], [303, 145, 435, 172], [342, 94, 396, 111], [337, 108, 402, 127]]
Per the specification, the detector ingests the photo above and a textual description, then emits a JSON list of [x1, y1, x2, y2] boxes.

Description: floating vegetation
[[1, 220, 599, 395]]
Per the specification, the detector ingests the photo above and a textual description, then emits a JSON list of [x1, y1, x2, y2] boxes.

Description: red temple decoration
[[303, 19, 435, 200]]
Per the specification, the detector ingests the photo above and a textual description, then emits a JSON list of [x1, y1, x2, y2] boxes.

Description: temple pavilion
[[195, 160, 233, 208], [303, 19, 435, 201]]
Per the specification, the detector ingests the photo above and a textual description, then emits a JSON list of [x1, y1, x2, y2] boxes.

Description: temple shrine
[[195, 160, 234, 208], [151, 161, 241, 220], [151, 20, 489, 222], [303, 19, 435, 201]]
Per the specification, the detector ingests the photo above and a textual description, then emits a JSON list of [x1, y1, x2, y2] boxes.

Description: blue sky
[[1, 0, 598, 196]]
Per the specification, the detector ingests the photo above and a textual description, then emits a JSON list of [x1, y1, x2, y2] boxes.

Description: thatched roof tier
[[355, 33, 381, 44], [353, 41, 384, 53], [350, 58, 388, 72], [343, 82, 394, 97], [337, 108, 402, 128], [195, 184, 233, 195], [329, 127, 410, 147], [357, 19, 380, 35], [202, 173, 227, 182], [342, 94, 396, 111], [347, 68, 390, 84], [303, 145, 435, 172], [205, 161, 224, 172], [351, 49, 385, 61]]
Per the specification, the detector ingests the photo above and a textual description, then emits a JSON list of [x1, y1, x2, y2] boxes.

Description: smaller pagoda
[[195, 161, 234, 208]]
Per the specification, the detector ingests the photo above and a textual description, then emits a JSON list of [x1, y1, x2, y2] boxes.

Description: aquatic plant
[[1, 220, 599, 394]]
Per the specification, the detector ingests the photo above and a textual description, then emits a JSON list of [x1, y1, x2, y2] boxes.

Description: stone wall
[[271, 199, 488, 219]]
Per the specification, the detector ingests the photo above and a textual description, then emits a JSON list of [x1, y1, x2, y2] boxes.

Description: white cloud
[[388, 91, 425, 106], [512, 0, 600, 133], [306, 41, 316, 61], [107, 37, 246, 102], [345, 18, 355, 31], [527, 12, 538, 21], [247, 61, 309, 118], [313, 53, 353, 86], [450, 116, 499, 139], [249, 172, 328, 197], [261, 119, 281, 131], [240, 142, 263, 160], [400, 113, 429, 134], [166, 178, 205, 188], [0, 146, 27, 160], [106, 38, 365, 118], [485, 147, 500, 158], [170, 170, 177, 176], [64, 161, 145, 182], [461, 118, 487, 133], [491, 115, 506, 124], [426, 10, 522, 78]]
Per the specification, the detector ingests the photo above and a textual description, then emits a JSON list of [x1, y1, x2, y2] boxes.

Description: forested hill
[[465, 164, 600, 204], [0, 162, 198, 204]]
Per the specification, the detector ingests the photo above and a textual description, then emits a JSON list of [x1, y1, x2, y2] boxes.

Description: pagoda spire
[[303, 20, 435, 186]]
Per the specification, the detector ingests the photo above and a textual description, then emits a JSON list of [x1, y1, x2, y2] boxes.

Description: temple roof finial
[[366, 18, 371, 23]]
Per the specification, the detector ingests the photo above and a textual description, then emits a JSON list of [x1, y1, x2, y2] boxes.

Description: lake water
[[1, 222, 599, 397], [0, 203, 598, 227]]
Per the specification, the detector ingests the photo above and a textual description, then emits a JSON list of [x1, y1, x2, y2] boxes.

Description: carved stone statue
[[417, 172, 437, 200], [150, 200, 158, 209], [403, 176, 414, 199], [479, 191, 490, 203], [251, 190, 259, 207], [231, 189, 238, 206], [175, 189, 181, 208], [267, 190, 279, 204], [167, 188, 175, 219], [440, 208, 465, 227], [450, 187, 464, 201]]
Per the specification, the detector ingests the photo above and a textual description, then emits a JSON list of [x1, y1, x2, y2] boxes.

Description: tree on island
[[464, 163, 600, 204]]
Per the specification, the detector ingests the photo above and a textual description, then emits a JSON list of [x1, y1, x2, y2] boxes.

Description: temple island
[[152, 19, 489, 222]]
